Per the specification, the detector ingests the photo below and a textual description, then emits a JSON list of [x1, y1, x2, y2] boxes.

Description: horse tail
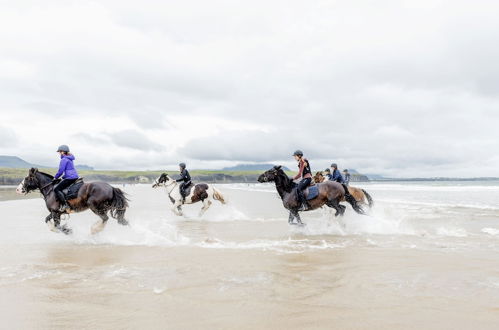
[[110, 187, 129, 224], [212, 187, 226, 204], [343, 184, 365, 215], [361, 189, 374, 208]]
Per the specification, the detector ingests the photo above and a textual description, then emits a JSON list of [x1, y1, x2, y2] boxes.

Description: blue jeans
[[296, 178, 312, 205]]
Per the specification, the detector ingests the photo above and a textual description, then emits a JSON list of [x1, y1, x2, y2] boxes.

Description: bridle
[[154, 176, 178, 197]]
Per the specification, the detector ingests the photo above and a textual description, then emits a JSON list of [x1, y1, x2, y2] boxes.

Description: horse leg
[[288, 211, 295, 224], [46, 212, 58, 232], [198, 199, 212, 217], [292, 210, 304, 225], [172, 200, 183, 216], [90, 210, 109, 235]]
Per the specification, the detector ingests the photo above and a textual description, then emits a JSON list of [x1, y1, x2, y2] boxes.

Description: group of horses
[[15, 166, 373, 234]]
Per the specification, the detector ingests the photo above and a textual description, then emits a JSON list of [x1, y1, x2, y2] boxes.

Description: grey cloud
[[108, 129, 164, 152], [0, 126, 18, 147]]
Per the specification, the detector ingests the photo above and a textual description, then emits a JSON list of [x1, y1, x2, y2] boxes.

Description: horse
[[313, 171, 374, 208], [258, 166, 365, 225], [152, 173, 226, 217], [16, 168, 129, 235]]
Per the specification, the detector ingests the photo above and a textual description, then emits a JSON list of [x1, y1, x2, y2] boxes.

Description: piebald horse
[[152, 173, 226, 217], [313, 171, 374, 208], [258, 166, 365, 225], [16, 168, 129, 234]]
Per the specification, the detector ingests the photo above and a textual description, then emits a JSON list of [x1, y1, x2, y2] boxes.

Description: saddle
[[62, 178, 84, 200], [303, 185, 319, 200], [181, 181, 194, 196]]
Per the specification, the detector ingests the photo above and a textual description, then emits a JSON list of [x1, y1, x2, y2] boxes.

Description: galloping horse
[[258, 166, 365, 225], [16, 168, 129, 234], [313, 171, 373, 208], [152, 173, 226, 216]]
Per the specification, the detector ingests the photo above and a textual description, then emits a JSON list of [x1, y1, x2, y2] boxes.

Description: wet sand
[[0, 183, 498, 329]]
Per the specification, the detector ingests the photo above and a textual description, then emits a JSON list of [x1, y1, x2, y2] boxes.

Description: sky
[[1, 0, 499, 177]]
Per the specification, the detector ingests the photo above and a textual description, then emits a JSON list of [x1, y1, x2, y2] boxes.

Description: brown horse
[[313, 172, 373, 208], [258, 166, 365, 225], [16, 168, 129, 235]]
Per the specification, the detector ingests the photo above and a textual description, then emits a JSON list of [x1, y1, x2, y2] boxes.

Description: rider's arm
[[176, 169, 186, 182], [54, 158, 67, 179], [293, 160, 304, 180]]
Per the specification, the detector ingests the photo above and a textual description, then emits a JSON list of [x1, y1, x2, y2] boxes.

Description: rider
[[53, 145, 79, 212], [293, 150, 312, 211], [176, 162, 191, 203], [343, 169, 351, 186], [329, 163, 345, 184]]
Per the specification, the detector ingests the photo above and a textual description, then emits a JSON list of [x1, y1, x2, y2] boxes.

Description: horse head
[[258, 165, 283, 183], [313, 171, 324, 183], [152, 173, 172, 188], [16, 168, 40, 195]]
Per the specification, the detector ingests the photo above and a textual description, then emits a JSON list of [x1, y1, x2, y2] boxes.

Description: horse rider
[[53, 145, 79, 212], [176, 162, 192, 203], [293, 150, 312, 211], [343, 169, 351, 186], [329, 163, 345, 184]]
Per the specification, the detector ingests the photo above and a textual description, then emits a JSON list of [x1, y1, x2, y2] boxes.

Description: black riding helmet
[[330, 163, 338, 168], [293, 150, 303, 157], [57, 145, 70, 153], [179, 162, 186, 169]]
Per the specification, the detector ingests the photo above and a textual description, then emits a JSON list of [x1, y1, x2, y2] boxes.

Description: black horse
[[258, 166, 365, 225], [16, 168, 129, 234]]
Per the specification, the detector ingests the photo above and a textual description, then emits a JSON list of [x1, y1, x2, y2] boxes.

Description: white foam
[[482, 228, 499, 236]]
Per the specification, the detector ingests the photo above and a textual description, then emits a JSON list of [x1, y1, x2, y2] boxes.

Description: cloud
[[108, 129, 164, 152], [0, 126, 18, 147], [1, 0, 499, 176]]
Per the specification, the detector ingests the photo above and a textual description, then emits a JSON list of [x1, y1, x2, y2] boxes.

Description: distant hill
[[222, 164, 290, 171], [0, 155, 93, 170], [0, 155, 45, 168]]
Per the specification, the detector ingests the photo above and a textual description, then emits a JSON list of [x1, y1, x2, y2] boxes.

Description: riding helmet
[[330, 163, 338, 168], [57, 145, 70, 153], [324, 168, 331, 173], [179, 162, 186, 168], [293, 150, 303, 157], [343, 169, 349, 172]]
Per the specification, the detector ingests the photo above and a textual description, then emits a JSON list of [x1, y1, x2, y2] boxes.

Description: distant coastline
[[0, 168, 370, 185]]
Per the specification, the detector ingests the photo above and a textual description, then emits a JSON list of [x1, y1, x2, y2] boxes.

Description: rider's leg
[[296, 178, 311, 211], [54, 179, 76, 211]]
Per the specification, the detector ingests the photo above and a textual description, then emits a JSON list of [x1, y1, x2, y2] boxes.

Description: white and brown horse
[[152, 173, 226, 217]]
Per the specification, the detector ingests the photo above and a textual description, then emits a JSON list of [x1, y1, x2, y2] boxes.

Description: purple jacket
[[54, 154, 79, 179]]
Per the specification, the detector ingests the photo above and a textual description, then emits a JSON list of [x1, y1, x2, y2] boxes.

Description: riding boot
[[55, 190, 68, 212]]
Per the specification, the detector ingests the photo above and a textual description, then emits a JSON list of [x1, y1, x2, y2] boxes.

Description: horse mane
[[275, 169, 294, 193], [36, 171, 54, 180]]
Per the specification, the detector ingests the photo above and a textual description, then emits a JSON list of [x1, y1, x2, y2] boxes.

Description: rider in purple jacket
[[54, 145, 79, 211]]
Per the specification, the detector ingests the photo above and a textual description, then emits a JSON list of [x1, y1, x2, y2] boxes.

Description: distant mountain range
[[222, 164, 291, 171], [0, 155, 94, 170]]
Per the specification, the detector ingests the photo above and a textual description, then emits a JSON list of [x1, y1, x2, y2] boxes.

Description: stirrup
[[59, 203, 69, 212], [298, 203, 309, 211]]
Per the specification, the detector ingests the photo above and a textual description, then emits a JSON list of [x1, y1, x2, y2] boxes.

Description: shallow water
[[0, 182, 498, 329]]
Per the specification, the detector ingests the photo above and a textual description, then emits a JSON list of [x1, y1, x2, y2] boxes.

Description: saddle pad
[[306, 185, 319, 200], [64, 180, 84, 200]]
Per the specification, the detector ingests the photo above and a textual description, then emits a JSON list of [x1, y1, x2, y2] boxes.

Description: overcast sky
[[1, 0, 498, 177]]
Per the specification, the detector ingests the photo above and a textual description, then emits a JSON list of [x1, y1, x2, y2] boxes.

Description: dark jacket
[[176, 169, 191, 183]]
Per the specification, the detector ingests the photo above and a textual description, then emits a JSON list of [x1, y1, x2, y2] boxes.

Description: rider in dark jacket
[[330, 163, 345, 184], [293, 150, 312, 211], [343, 169, 351, 186], [53, 145, 79, 212], [176, 163, 191, 202]]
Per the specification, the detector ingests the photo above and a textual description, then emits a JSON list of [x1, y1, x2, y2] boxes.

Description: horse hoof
[[60, 225, 73, 235], [118, 219, 129, 226], [46, 220, 59, 233]]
